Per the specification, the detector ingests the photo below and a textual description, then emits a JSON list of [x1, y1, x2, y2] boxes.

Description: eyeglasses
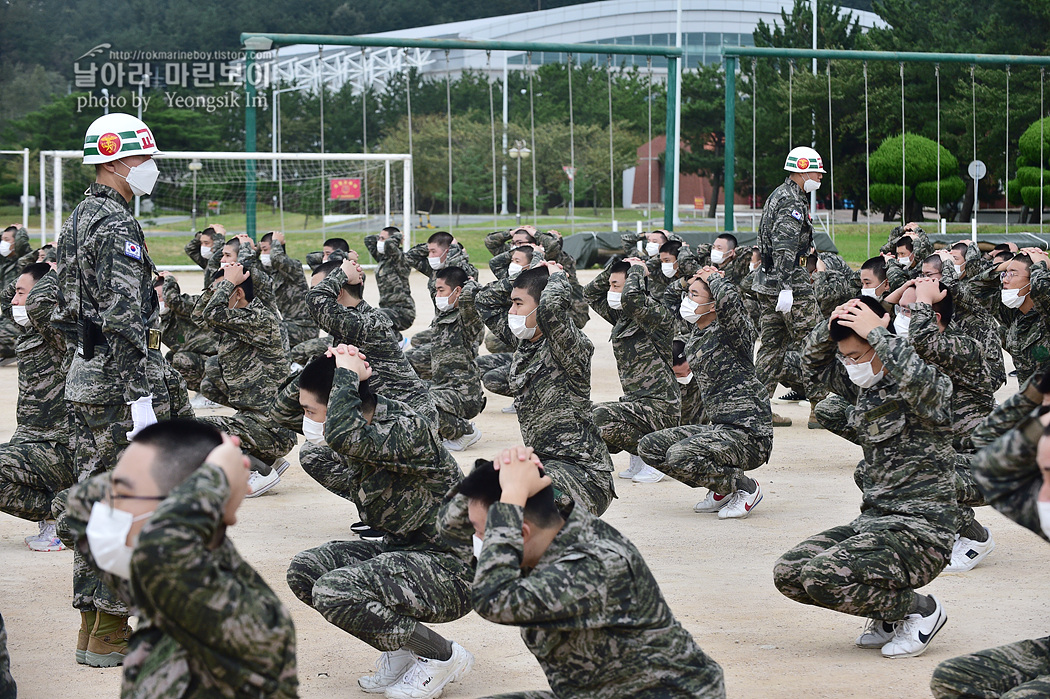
[[104, 483, 165, 509], [1000, 271, 1030, 282], [838, 346, 875, 367], [893, 304, 912, 318]]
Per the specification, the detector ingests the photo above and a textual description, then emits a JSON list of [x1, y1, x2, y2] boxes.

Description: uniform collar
[[86, 182, 132, 211]]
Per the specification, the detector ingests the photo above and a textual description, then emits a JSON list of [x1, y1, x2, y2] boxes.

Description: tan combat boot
[[772, 412, 792, 427], [76, 610, 96, 664], [808, 401, 824, 430], [85, 611, 131, 667]]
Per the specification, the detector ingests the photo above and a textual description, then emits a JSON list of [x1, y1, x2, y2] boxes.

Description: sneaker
[[808, 403, 823, 430], [384, 642, 474, 699], [24, 520, 47, 546], [632, 465, 666, 483], [693, 490, 734, 513], [399, 337, 411, 350], [856, 619, 897, 649], [26, 521, 65, 552], [776, 390, 805, 403], [718, 482, 763, 519], [245, 469, 281, 498], [358, 649, 416, 694], [351, 521, 371, 533], [618, 454, 646, 479], [272, 457, 292, 476], [500, 402, 517, 414], [944, 529, 996, 573], [772, 412, 792, 427], [443, 423, 482, 452], [189, 393, 221, 410], [881, 596, 947, 658], [358, 527, 386, 542]]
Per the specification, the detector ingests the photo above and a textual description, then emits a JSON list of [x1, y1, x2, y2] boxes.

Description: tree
[[868, 133, 964, 222], [679, 65, 727, 218]]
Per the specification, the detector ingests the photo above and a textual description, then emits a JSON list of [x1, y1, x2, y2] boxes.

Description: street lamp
[[188, 160, 203, 231], [508, 140, 531, 226]]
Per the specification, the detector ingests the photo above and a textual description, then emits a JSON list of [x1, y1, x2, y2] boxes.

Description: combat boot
[[808, 402, 823, 430], [76, 610, 97, 664], [85, 611, 131, 667], [771, 412, 792, 427]]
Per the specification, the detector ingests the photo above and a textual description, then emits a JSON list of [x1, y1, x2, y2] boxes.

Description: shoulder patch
[[123, 240, 143, 261], [790, 210, 803, 221]]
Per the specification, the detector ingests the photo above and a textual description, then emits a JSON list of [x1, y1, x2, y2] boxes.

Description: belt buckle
[[148, 328, 161, 350]]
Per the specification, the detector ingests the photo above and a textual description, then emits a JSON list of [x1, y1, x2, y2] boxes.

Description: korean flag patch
[[790, 209, 803, 221], [124, 240, 143, 261]]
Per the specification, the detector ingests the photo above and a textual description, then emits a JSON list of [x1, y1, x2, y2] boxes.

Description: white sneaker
[[189, 393, 221, 410], [384, 642, 474, 699], [358, 649, 416, 694], [26, 521, 65, 552], [500, 402, 517, 414], [856, 618, 897, 649], [618, 454, 646, 479], [632, 464, 666, 483], [24, 520, 47, 546], [693, 490, 734, 513], [443, 423, 482, 452], [245, 469, 281, 498], [718, 482, 763, 519], [944, 529, 995, 573], [399, 337, 411, 350], [881, 596, 947, 658]]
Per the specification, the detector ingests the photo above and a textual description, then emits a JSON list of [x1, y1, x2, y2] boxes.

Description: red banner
[[329, 178, 361, 201]]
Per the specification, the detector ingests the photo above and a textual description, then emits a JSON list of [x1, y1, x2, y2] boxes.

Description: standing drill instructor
[[54, 113, 172, 668]]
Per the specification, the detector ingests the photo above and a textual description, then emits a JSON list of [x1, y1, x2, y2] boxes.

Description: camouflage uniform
[[430, 284, 485, 441], [0, 226, 31, 359], [183, 229, 224, 287], [882, 226, 932, 292], [306, 265, 437, 426], [55, 182, 173, 616], [61, 465, 299, 698], [364, 230, 417, 332], [263, 239, 320, 349], [753, 177, 823, 399], [0, 611, 13, 699], [638, 276, 772, 494], [940, 244, 1006, 392], [159, 275, 216, 392], [0, 271, 76, 522], [477, 351, 514, 398], [775, 325, 956, 621], [475, 271, 615, 516], [286, 368, 473, 651], [584, 265, 680, 454], [472, 503, 725, 699]]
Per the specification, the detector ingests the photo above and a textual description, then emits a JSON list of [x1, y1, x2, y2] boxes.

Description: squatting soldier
[[585, 258, 680, 484], [0, 224, 32, 361], [60, 420, 299, 697], [288, 347, 474, 699], [364, 226, 417, 334], [0, 264, 75, 550], [259, 230, 320, 356], [54, 112, 172, 667], [155, 272, 217, 394], [456, 448, 726, 699], [474, 263, 616, 516], [183, 224, 225, 287], [431, 267, 485, 451], [754, 146, 827, 428], [779, 296, 955, 659]]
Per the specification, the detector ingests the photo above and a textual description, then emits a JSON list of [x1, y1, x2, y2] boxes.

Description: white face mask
[[86, 501, 153, 580], [953, 263, 963, 277], [435, 293, 456, 312], [11, 304, 29, 327], [844, 361, 884, 388], [1037, 500, 1050, 540], [679, 297, 713, 324], [508, 308, 537, 340], [607, 291, 623, 310], [675, 372, 693, 385], [1002, 285, 1029, 309], [117, 158, 160, 197], [376, 240, 387, 254], [0, 241, 11, 257], [200, 245, 213, 259], [259, 253, 272, 267], [507, 262, 524, 279], [302, 416, 327, 446], [645, 241, 661, 257], [749, 261, 760, 272], [803, 176, 821, 193], [472, 534, 484, 559], [428, 256, 444, 270], [661, 262, 676, 278], [710, 249, 726, 264], [860, 288, 878, 298], [897, 256, 911, 268], [158, 299, 168, 315], [893, 312, 911, 337]]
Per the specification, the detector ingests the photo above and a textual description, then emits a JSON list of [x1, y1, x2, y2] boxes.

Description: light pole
[[188, 160, 203, 231], [508, 140, 531, 226]]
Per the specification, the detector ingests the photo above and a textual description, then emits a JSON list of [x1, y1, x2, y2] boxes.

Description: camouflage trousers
[[544, 458, 616, 517], [433, 389, 485, 441], [755, 294, 821, 399], [931, 636, 1050, 698], [0, 439, 75, 522], [405, 343, 433, 381], [410, 327, 434, 348], [478, 353, 514, 397], [284, 319, 320, 350], [638, 424, 771, 495], [481, 694, 554, 699], [0, 316, 19, 359], [593, 399, 679, 455], [378, 299, 417, 333], [286, 540, 473, 651], [170, 350, 208, 392], [199, 412, 297, 472], [289, 336, 332, 368], [484, 331, 515, 355], [0, 611, 13, 699], [773, 524, 948, 622], [298, 442, 356, 504]]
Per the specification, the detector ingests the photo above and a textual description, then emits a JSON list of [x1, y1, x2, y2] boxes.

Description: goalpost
[[38, 150, 413, 247], [0, 149, 31, 233]]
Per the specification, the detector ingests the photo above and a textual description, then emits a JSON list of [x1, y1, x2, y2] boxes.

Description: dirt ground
[[1, 266, 1048, 699]]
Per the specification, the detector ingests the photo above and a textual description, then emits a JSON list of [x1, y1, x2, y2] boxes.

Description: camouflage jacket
[[812, 253, 862, 318], [306, 266, 437, 425], [263, 240, 317, 329], [184, 229, 225, 287], [472, 503, 725, 699], [881, 226, 933, 291], [940, 244, 1006, 391], [483, 229, 516, 256], [679, 377, 705, 426], [54, 183, 165, 404], [754, 177, 813, 296], [620, 231, 685, 259], [0, 226, 31, 289], [980, 261, 1050, 384], [686, 243, 757, 287], [583, 265, 680, 410], [806, 325, 958, 550], [195, 278, 287, 412], [430, 292, 484, 404], [1, 271, 69, 443], [159, 276, 217, 356], [475, 271, 613, 472], [404, 242, 478, 309], [363, 231, 416, 316], [326, 367, 467, 556]]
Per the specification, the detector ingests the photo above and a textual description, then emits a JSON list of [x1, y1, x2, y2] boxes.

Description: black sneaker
[[776, 390, 805, 403], [357, 527, 386, 542], [350, 521, 370, 533]]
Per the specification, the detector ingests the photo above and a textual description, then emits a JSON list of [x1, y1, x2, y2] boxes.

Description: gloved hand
[[775, 289, 794, 313], [126, 395, 157, 440]]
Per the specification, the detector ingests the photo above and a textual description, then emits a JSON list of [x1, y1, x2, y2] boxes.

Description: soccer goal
[[38, 150, 413, 246]]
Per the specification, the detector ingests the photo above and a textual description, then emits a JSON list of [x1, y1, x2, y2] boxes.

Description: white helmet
[[83, 113, 161, 165], [784, 146, 826, 173]]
